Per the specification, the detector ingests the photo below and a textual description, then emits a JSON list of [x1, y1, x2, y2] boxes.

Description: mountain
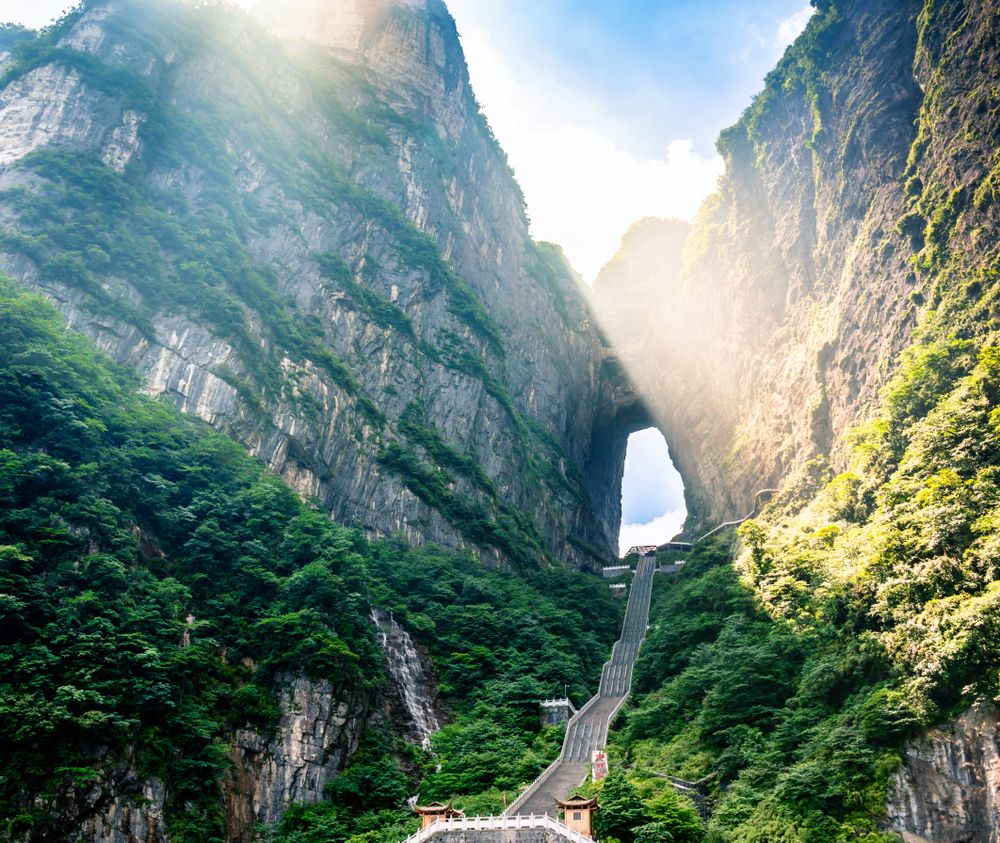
[[3, 0, 1000, 840], [0, 1, 632, 840], [595, 0, 1000, 839], [0, 0, 640, 573], [596, 0, 999, 527]]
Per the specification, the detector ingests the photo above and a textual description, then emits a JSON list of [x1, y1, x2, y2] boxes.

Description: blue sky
[[449, 0, 812, 278], [451, 0, 811, 159]]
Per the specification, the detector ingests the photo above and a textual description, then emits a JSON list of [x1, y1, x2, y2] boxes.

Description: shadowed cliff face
[[0, 0, 644, 567], [887, 703, 1000, 843]]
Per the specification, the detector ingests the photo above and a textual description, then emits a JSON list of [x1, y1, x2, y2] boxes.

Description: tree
[[595, 769, 649, 843], [634, 787, 703, 843]]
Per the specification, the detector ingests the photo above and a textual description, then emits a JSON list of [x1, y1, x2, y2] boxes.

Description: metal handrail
[[693, 488, 779, 543]]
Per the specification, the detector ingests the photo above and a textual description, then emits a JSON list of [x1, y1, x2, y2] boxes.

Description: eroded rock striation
[[594, 0, 999, 527], [226, 675, 370, 836], [887, 703, 1000, 843]]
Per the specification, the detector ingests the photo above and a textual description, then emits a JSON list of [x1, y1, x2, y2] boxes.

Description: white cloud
[[775, 4, 814, 48], [511, 129, 721, 281], [619, 509, 687, 556], [3, 1, 74, 28], [450, 2, 723, 282]]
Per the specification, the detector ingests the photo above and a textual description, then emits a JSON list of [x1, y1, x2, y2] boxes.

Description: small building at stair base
[[556, 797, 599, 839], [414, 802, 464, 829]]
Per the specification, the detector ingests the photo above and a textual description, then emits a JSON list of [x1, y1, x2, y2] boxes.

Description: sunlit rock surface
[[594, 0, 939, 526], [0, 0, 636, 570]]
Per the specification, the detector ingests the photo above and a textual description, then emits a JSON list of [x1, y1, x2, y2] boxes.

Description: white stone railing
[[401, 814, 592, 843]]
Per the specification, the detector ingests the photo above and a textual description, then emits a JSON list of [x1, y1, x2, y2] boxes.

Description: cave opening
[[618, 427, 686, 556]]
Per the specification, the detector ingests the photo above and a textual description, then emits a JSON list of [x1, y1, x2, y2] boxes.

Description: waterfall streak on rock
[[372, 609, 440, 749]]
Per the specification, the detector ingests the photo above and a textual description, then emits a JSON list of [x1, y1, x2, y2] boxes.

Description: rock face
[[595, 0, 994, 526], [0, 1, 645, 837], [72, 674, 369, 843], [886, 704, 1000, 843], [79, 779, 167, 843], [226, 675, 370, 836], [593, 2, 1000, 837], [0, 0, 632, 571]]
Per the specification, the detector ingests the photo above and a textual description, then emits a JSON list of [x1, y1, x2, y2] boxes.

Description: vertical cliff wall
[[598, 0, 1000, 529], [887, 704, 1000, 843], [596, 0, 931, 525], [0, 0, 633, 568], [597, 0, 1000, 836]]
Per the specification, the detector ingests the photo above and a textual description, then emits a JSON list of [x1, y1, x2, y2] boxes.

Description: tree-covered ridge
[[0, 0, 605, 571], [0, 277, 378, 839], [0, 279, 623, 841], [606, 338, 1000, 841]]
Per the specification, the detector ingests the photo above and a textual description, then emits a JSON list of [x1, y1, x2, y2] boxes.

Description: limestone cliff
[[596, 0, 945, 526], [887, 703, 1000, 843], [78, 675, 370, 843], [0, 2, 643, 838], [596, 0, 1000, 835], [0, 0, 629, 572]]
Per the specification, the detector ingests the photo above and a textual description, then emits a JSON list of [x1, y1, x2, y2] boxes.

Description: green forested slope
[[613, 335, 1000, 842], [0, 279, 621, 841]]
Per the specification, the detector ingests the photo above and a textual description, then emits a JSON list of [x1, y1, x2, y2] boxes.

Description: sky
[[619, 429, 686, 553], [448, 0, 813, 281], [4, 0, 813, 554]]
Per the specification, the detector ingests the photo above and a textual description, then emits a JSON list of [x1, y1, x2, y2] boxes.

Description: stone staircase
[[506, 556, 655, 816], [400, 556, 656, 842]]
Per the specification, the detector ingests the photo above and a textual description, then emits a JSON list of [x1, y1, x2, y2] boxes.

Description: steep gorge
[[3, 0, 1000, 840]]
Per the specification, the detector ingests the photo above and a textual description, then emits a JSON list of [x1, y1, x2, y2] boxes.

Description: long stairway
[[506, 557, 656, 816]]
